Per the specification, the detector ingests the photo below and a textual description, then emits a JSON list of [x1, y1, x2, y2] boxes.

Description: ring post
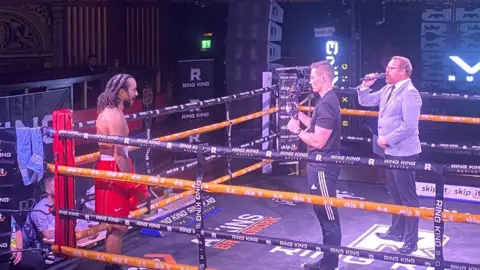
[[195, 146, 207, 269], [144, 112, 153, 213], [262, 71, 273, 174], [52, 109, 76, 251], [434, 172, 446, 270], [225, 101, 233, 176]]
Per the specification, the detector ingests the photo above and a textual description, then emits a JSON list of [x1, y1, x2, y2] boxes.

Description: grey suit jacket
[[357, 79, 422, 157]]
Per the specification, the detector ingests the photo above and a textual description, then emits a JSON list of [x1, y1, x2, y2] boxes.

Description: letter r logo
[[190, 68, 201, 81]]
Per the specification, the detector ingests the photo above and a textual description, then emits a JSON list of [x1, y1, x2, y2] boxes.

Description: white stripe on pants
[[317, 171, 335, 221]]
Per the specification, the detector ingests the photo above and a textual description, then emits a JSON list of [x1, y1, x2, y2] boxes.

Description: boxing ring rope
[[50, 128, 480, 176], [73, 134, 276, 240], [74, 86, 275, 129], [57, 209, 480, 270], [71, 160, 273, 240], [341, 135, 480, 152], [74, 106, 279, 165], [335, 87, 480, 101], [47, 127, 480, 270], [50, 164, 480, 224], [47, 82, 480, 269], [299, 106, 480, 125], [157, 134, 277, 177], [50, 245, 203, 270]]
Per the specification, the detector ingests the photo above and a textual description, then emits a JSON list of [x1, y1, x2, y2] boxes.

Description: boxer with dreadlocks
[[95, 73, 148, 270]]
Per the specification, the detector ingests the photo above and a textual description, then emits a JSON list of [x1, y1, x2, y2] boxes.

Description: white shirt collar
[[392, 78, 410, 90]]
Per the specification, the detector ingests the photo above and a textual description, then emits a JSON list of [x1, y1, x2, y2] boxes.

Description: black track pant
[[306, 167, 342, 268]]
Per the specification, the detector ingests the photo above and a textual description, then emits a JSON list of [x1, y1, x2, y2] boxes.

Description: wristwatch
[[294, 128, 302, 135]]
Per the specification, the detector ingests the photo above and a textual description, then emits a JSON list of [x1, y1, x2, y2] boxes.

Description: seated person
[[0, 216, 46, 270], [29, 177, 98, 247], [29, 175, 55, 244]]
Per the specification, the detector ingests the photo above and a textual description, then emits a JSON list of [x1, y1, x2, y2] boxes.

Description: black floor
[[49, 173, 480, 270]]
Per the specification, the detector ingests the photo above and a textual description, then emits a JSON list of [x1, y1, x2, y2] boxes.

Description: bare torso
[[96, 108, 129, 157]]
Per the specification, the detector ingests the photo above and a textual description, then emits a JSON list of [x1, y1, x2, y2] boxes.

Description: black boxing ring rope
[[46, 128, 480, 270], [341, 135, 480, 153], [74, 86, 276, 129], [71, 86, 277, 214], [57, 209, 479, 270], [157, 133, 278, 177], [335, 87, 480, 102]]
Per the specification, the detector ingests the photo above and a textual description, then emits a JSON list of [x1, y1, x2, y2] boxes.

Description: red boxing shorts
[[95, 158, 148, 218]]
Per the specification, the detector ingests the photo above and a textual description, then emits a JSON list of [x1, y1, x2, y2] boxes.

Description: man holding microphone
[[357, 56, 422, 255]]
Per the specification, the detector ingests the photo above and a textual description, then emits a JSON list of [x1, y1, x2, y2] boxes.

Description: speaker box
[[225, 0, 283, 129]]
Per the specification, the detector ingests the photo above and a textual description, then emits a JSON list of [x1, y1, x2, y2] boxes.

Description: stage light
[[448, 75, 456, 81]]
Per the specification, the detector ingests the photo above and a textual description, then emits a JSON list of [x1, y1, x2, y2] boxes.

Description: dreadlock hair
[[97, 73, 133, 112]]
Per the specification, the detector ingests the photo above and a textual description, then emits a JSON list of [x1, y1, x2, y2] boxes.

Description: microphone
[[360, 73, 386, 81]]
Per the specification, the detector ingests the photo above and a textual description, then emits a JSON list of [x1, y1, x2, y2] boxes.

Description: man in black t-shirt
[[287, 60, 341, 270]]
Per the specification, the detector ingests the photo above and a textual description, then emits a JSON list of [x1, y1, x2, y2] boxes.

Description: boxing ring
[[42, 69, 480, 270]]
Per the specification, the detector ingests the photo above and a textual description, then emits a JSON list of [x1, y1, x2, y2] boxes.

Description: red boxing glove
[[128, 184, 148, 202], [138, 184, 149, 202], [129, 196, 138, 210]]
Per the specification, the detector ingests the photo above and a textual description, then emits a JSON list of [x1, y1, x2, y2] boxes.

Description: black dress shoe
[[375, 231, 403, 242], [398, 242, 418, 255], [303, 259, 336, 270], [304, 259, 323, 270]]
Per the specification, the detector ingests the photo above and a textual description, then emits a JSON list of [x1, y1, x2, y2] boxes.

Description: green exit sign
[[201, 39, 211, 51]]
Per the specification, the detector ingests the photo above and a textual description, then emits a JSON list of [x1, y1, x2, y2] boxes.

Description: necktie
[[385, 84, 396, 104]]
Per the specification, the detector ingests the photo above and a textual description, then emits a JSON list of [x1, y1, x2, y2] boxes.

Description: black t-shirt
[[306, 90, 341, 169]]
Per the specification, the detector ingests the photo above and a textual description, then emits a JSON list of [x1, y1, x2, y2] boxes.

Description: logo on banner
[[181, 99, 210, 120], [191, 68, 201, 81], [182, 68, 210, 88], [342, 224, 449, 269], [189, 134, 201, 144], [127, 254, 177, 269], [192, 214, 280, 250]]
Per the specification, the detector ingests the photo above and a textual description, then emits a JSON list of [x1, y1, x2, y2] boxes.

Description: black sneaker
[[105, 263, 122, 270], [303, 258, 336, 270]]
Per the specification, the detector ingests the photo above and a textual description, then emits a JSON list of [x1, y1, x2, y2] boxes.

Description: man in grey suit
[[357, 56, 422, 255]]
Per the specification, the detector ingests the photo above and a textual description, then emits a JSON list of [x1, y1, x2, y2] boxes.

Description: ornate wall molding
[[0, 6, 53, 55]]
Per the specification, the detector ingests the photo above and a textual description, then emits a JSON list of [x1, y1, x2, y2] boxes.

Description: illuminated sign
[[449, 56, 480, 75], [325, 40, 339, 86], [201, 39, 211, 51]]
